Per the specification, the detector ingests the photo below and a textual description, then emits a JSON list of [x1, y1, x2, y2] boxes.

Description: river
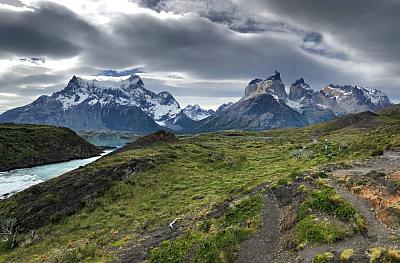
[[0, 150, 113, 198], [0, 133, 137, 199]]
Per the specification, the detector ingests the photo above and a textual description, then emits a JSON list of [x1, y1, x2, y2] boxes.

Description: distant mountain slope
[[321, 84, 391, 113], [195, 92, 307, 132], [216, 102, 234, 112], [0, 123, 101, 172], [0, 75, 180, 133], [191, 71, 391, 133], [163, 111, 199, 132], [182, 104, 215, 121], [0, 72, 392, 134]]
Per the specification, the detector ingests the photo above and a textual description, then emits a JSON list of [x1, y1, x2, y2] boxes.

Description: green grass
[[296, 186, 365, 245], [298, 187, 357, 221], [1, 109, 400, 262], [297, 215, 350, 244], [150, 195, 263, 263]]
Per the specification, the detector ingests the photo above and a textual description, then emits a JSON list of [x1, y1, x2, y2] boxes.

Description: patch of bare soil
[[236, 191, 297, 263]]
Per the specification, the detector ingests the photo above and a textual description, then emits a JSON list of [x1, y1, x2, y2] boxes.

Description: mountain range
[[0, 72, 391, 133]]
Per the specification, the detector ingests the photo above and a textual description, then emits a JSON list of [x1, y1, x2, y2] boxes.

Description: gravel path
[[236, 191, 297, 263], [298, 183, 398, 262], [237, 150, 400, 263]]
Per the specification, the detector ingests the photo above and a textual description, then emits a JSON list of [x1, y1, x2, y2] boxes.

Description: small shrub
[[276, 177, 291, 187], [312, 252, 334, 263], [199, 220, 212, 233], [371, 149, 384, 157], [386, 249, 400, 262], [354, 213, 367, 232], [298, 188, 357, 221], [0, 239, 14, 253], [369, 247, 400, 263], [315, 171, 328, 178], [340, 249, 354, 261], [370, 247, 384, 263], [150, 234, 197, 263], [194, 226, 249, 262], [297, 215, 348, 244], [59, 244, 96, 263], [150, 195, 263, 263], [0, 218, 19, 251], [223, 195, 263, 227]]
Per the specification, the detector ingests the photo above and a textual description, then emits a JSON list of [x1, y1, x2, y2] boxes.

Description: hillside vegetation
[[0, 106, 399, 262], [0, 123, 101, 172]]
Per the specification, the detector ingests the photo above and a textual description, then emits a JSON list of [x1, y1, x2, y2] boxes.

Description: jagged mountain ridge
[[216, 102, 234, 112], [188, 71, 392, 132], [182, 104, 215, 121], [0, 75, 181, 133], [55, 75, 181, 123], [0, 72, 392, 133]]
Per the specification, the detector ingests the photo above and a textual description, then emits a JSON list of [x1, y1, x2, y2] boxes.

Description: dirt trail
[[298, 183, 399, 262], [236, 191, 297, 263], [236, 150, 400, 263]]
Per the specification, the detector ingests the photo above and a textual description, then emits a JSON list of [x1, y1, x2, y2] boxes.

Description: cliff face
[[0, 123, 102, 172]]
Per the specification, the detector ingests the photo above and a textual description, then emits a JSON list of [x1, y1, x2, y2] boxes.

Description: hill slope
[[0, 105, 399, 262], [0, 123, 101, 172]]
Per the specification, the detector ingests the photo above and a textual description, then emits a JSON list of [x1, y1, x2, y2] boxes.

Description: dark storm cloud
[[97, 13, 347, 83], [137, 0, 163, 10], [131, 0, 353, 61], [300, 32, 349, 60], [135, 0, 287, 34], [0, 0, 399, 112], [256, 0, 400, 64], [0, 2, 100, 58]]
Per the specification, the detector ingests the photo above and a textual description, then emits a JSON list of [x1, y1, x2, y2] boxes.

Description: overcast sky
[[0, 0, 399, 112]]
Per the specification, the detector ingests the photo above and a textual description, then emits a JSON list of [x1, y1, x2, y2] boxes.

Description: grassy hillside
[[0, 107, 399, 262], [0, 123, 102, 172]]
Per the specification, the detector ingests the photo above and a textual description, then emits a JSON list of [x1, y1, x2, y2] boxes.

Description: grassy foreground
[[1, 107, 400, 262]]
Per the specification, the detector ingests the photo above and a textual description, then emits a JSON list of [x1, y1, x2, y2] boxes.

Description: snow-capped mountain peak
[[322, 84, 391, 113], [54, 75, 181, 123], [183, 104, 215, 121]]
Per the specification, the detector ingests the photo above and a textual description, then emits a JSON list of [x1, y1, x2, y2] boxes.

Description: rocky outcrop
[[245, 71, 287, 100]]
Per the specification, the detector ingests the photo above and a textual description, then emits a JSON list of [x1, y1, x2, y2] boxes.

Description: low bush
[[297, 215, 349, 244], [298, 187, 357, 221]]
